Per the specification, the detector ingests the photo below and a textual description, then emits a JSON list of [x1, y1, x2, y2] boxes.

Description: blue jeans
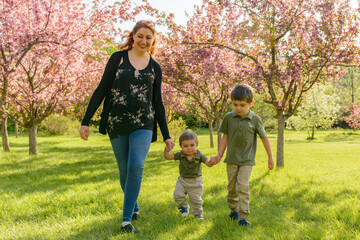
[[110, 129, 153, 222]]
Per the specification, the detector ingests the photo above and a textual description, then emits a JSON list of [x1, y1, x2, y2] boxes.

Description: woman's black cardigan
[[81, 51, 170, 142]]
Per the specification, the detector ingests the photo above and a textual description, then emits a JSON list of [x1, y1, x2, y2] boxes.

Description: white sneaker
[[179, 205, 190, 218]]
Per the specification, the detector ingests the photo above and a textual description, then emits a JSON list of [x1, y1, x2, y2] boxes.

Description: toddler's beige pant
[[173, 175, 203, 215]]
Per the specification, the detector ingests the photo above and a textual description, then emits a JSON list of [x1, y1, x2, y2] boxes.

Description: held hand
[[268, 157, 274, 170], [205, 159, 214, 167], [165, 139, 175, 152], [79, 126, 90, 140], [164, 146, 170, 154], [210, 157, 217, 165], [210, 156, 221, 165]]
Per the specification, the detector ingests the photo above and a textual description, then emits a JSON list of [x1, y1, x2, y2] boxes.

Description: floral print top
[[81, 51, 170, 141]]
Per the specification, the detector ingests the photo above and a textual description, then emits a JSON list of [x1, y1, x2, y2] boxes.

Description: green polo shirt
[[219, 110, 267, 166], [174, 150, 208, 178]]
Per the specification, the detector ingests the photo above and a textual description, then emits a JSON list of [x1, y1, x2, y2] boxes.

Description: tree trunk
[[28, 125, 38, 155], [276, 111, 285, 168], [15, 122, 19, 138], [1, 117, 10, 152], [350, 68, 355, 103], [215, 115, 222, 150], [208, 122, 214, 148], [0, 74, 9, 108], [311, 126, 315, 139]]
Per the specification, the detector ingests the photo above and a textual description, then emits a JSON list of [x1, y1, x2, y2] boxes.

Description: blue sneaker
[[229, 211, 239, 221], [238, 218, 251, 226]]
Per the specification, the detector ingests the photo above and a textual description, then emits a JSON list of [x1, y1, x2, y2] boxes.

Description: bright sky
[[83, 0, 359, 37], [83, 0, 203, 33]]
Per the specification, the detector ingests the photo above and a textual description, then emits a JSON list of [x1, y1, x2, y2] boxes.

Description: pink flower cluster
[[345, 103, 360, 130]]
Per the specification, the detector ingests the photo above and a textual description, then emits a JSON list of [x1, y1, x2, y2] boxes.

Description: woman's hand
[[79, 126, 90, 140], [164, 138, 175, 152]]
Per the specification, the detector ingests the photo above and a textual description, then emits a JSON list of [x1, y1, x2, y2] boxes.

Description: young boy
[[164, 129, 213, 220], [211, 84, 274, 226]]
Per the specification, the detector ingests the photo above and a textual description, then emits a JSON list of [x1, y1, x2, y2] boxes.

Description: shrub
[[159, 118, 187, 143], [180, 114, 207, 129], [252, 93, 277, 134], [263, 118, 278, 134], [40, 115, 80, 135]]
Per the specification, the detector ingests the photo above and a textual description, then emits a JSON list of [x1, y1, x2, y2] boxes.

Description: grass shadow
[[323, 132, 359, 142], [1, 146, 118, 195]]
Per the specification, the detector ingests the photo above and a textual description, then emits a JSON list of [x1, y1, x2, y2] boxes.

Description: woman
[[79, 20, 175, 233]]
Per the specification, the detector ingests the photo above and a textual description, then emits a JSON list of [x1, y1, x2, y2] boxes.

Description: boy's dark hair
[[231, 84, 254, 103], [179, 129, 198, 146]]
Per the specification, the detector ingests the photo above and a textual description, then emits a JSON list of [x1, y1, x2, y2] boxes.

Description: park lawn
[[0, 129, 359, 240]]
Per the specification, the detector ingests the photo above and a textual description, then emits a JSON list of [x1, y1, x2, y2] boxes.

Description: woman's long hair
[[118, 20, 157, 55]]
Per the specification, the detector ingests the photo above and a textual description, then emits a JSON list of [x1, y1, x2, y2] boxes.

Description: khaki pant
[[173, 175, 203, 215], [227, 164, 253, 219]]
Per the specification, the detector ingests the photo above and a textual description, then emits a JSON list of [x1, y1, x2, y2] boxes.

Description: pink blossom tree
[[0, 0, 130, 106], [157, 40, 245, 148], [8, 47, 101, 154], [344, 103, 360, 130], [182, 0, 360, 167], [1, 0, 139, 154], [161, 82, 187, 122]]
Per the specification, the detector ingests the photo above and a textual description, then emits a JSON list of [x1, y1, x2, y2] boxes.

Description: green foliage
[[39, 115, 80, 135], [0, 130, 359, 239], [263, 118, 278, 134], [166, 118, 188, 143], [287, 84, 340, 138], [332, 67, 360, 127], [179, 114, 208, 129], [334, 67, 360, 106], [251, 93, 278, 133], [6, 119, 24, 134]]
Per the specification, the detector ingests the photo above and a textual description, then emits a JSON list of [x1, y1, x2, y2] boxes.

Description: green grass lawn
[[0, 129, 359, 240]]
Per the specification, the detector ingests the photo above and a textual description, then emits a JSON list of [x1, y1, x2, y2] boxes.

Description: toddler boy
[[164, 129, 213, 220]]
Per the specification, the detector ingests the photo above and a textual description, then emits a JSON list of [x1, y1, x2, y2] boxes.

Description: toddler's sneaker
[[178, 205, 189, 217], [238, 218, 251, 227], [194, 214, 204, 220], [229, 211, 239, 221]]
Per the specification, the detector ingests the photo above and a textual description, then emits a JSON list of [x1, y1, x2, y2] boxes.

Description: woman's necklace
[[134, 69, 140, 79], [129, 50, 148, 79]]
